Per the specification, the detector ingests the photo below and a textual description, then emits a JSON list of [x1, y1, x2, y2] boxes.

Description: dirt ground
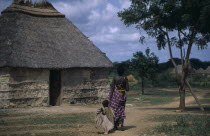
[[1, 88, 210, 136]]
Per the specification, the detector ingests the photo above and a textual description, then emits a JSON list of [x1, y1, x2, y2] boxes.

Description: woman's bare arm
[[125, 77, 129, 92]]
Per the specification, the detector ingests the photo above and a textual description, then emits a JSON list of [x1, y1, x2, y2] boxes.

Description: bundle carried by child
[[95, 100, 115, 135]]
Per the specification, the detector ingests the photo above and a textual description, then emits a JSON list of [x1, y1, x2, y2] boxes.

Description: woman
[[107, 65, 129, 130]]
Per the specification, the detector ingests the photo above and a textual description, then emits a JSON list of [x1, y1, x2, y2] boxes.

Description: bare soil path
[[1, 88, 209, 136]]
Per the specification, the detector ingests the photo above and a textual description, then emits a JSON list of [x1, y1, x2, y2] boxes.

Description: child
[[95, 100, 115, 135]]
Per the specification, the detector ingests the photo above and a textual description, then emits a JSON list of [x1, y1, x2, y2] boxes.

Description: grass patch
[[189, 89, 210, 106], [127, 88, 179, 106], [0, 112, 9, 117], [149, 114, 210, 136], [12, 113, 93, 125], [129, 82, 141, 91], [10, 132, 78, 136], [127, 87, 206, 106], [35, 132, 78, 136], [0, 112, 95, 136], [0, 111, 35, 117], [204, 92, 210, 98], [200, 99, 210, 104]]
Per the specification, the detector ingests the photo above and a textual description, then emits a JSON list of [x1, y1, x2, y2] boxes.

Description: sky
[[0, 0, 210, 63]]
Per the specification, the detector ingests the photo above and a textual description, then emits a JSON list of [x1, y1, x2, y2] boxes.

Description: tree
[[131, 48, 159, 95], [158, 58, 181, 72], [118, 0, 210, 111]]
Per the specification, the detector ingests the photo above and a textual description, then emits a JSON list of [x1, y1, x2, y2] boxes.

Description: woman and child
[[96, 66, 129, 134]]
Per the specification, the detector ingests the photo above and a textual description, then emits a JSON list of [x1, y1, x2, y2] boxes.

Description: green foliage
[[119, 1, 210, 111], [111, 58, 210, 88], [157, 58, 210, 72], [188, 74, 210, 87], [200, 1, 210, 33], [110, 49, 158, 92], [119, 0, 210, 49], [130, 48, 159, 94], [110, 60, 131, 77], [158, 58, 181, 72], [190, 58, 210, 70], [131, 48, 159, 79], [152, 115, 210, 136], [154, 68, 177, 87]]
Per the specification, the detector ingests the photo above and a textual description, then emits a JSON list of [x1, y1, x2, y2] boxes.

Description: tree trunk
[[162, 28, 196, 111], [141, 79, 144, 95], [179, 85, 185, 111]]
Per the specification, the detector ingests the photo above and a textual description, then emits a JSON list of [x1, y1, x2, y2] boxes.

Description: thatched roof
[[196, 68, 205, 74], [2, 1, 65, 17], [0, 2, 113, 69], [204, 66, 210, 74]]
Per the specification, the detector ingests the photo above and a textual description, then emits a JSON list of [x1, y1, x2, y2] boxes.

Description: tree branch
[[164, 29, 177, 70], [182, 28, 197, 89], [180, 30, 190, 40], [185, 28, 196, 65], [159, 27, 167, 35], [178, 30, 184, 67]]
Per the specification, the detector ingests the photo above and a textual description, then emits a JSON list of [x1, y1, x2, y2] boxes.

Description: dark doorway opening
[[49, 70, 61, 106]]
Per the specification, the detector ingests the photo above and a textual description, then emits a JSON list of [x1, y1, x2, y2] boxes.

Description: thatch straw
[[0, 2, 113, 69], [13, 0, 55, 9], [204, 66, 210, 74], [2, 1, 65, 17], [196, 68, 205, 74]]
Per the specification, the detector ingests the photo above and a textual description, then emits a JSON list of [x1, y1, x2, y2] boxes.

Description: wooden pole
[[185, 80, 204, 111]]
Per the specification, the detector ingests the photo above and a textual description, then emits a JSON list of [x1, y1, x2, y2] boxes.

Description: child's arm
[[110, 107, 115, 118], [101, 108, 106, 115]]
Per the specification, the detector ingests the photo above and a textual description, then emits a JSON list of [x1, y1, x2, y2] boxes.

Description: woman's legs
[[115, 119, 125, 131], [120, 120, 124, 131], [114, 119, 119, 130]]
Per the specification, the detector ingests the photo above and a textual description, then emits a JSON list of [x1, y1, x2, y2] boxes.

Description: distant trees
[[158, 58, 210, 72], [111, 49, 159, 95], [118, 0, 210, 111], [112, 58, 210, 88], [131, 48, 159, 95]]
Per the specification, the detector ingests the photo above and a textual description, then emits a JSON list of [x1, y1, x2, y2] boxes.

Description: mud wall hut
[[0, 1, 113, 108]]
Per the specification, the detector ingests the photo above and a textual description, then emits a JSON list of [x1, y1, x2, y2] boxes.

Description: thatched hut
[[0, 1, 113, 108], [204, 66, 210, 74], [171, 65, 195, 74], [196, 68, 205, 74]]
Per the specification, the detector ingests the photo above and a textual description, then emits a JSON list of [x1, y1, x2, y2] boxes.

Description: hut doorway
[[49, 70, 61, 106]]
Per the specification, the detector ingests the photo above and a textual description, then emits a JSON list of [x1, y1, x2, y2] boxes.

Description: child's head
[[102, 100, 109, 107]]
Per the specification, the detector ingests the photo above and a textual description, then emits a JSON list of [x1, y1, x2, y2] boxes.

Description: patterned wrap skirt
[[107, 87, 127, 121]]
